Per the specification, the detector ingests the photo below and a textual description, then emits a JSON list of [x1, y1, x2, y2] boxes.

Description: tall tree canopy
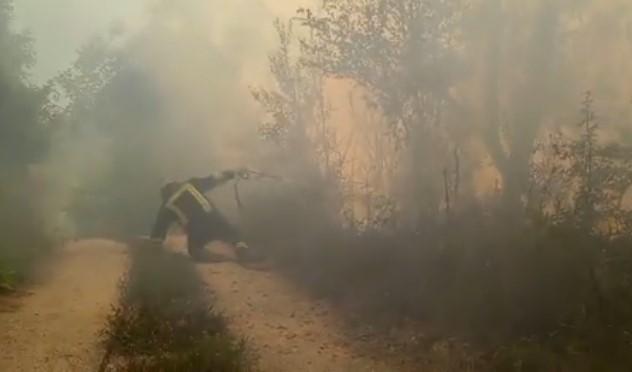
[[0, 0, 48, 176]]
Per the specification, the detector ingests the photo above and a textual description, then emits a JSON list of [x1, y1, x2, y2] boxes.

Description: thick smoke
[[14, 0, 632, 236], [29, 0, 313, 236]]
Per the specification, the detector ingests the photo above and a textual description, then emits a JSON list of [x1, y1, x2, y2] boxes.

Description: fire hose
[[233, 169, 285, 212]]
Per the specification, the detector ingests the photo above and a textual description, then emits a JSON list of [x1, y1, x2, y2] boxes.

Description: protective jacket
[[150, 172, 234, 240]]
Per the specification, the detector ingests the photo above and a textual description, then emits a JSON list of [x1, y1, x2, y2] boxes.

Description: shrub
[[0, 186, 52, 287], [102, 241, 248, 372], [241, 183, 632, 368]]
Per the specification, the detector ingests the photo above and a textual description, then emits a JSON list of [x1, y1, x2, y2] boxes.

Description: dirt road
[[1, 238, 418, 371], [186, 242, 413, 372], [0, 240, 127, 372]]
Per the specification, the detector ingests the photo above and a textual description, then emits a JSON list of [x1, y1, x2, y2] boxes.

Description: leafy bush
[[0, 0, 53, 289], [0, 187, 52, 287], [0, 260, 16, 292], [102, 241, 248, 372]]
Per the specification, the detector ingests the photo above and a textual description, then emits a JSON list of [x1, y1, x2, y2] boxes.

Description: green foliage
[[52, 45, 167, 237], [299, 0, 462, 135], [0, 0, 50, 175], [0, 260, 16, 292], [0, 0, 53, 286], [0, 0, 34, 76], [102, 242, 248, 371], [530, 91, 632, 236], [0, 187, 53, 286]]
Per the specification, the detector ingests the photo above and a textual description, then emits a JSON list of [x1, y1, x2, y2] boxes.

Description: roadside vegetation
[[100, 240, 248, 372], [0, 0, 54, 291], [243, 1, 632, 370], [3, 0, 632, 369]]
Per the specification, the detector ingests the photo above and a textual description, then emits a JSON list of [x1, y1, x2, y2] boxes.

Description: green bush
[[0, 260, 16, 292], [0, 187, 52, 287], [102, 241, 248, 372]]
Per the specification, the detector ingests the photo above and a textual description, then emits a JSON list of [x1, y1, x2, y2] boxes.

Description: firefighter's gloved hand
[[235, 242, 265, 263], [235, 242, 251, 261], [221, 168, 250, 180], [237, 168, 251, 179], [221, 170, 236, 179]]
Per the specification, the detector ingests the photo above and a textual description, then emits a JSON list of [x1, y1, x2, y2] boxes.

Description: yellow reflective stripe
[[164, 183, 212, 225], [166, 203, 189, 225], [186, 185, 213, 212]]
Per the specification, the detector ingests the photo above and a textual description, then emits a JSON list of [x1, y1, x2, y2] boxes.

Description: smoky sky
[[12, 0, 144, 83], [12, 0, 310, 84]]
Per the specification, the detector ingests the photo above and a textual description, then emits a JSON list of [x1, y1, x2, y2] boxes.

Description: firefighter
[[150, 169, 257, 262]]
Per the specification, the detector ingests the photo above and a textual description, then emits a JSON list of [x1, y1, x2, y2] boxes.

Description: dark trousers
[[186, 210, 241, 257]]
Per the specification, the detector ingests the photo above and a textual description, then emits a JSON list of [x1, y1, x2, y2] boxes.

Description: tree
[[469, 0, 599, 209], [300, 0, 462, 143], [252, 20, 345, 189], [52, 42, 169, 236], [0, 0, 49, 177], [530, 92, 632, 236], [0, 0, 52, 285], [297, 0, 464, 223]]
